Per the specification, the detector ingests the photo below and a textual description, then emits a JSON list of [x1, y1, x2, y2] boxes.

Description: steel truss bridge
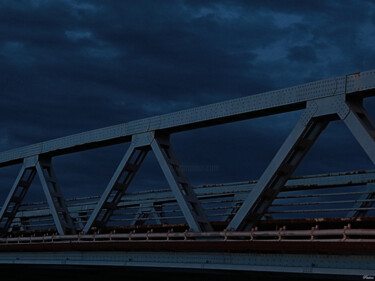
[[1, 70, 375, 279]]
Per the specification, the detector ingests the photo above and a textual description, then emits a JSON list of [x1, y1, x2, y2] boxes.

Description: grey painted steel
[[151, 134, 212, 232], [35, 157, 76, 235], [83, 132, 212, 233], [1, 70, 375, 234], [1, 70, 375, 167], [228, 96, 375, 230], [228, 104, 330, 231], [82, 143, 149, 233], [131, 203, 167, 226], [0, 156, 75, 236], [342, 100, 375, 164], [0, 250, 374, 277], [341, 100, 375, 218], [0, 162, 36, 235], [6, 170, 375, 229], [347, 183, 375, 217]]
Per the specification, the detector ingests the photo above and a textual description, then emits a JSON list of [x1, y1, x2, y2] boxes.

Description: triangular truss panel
[[228, 96, 375, 230], [0, 70, 375, 235], [0, 156, 75, 236], [82, 132, 212, 233]]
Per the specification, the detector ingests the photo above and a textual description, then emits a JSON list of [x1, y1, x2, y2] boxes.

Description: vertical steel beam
[[36, 157, 76, 235], [227, 105, 330, 231], [82, 143, 149, 234], [151, 134, 212, 232], [0, 158, 36, 236]]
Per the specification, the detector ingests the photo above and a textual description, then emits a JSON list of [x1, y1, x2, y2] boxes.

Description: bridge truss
[[0, 70, 375, 278]]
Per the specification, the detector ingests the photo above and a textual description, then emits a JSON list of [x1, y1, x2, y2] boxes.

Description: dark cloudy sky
[[1, 0, 375, 201]]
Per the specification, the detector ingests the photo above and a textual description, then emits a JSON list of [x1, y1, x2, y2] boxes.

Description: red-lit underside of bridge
[[2, 217, 375, 255]]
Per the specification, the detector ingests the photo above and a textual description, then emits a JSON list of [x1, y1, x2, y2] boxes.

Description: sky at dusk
[[1, 0, 375, 202]]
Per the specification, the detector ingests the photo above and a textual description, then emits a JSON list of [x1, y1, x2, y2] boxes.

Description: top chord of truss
[[0, 70, 375, 167]]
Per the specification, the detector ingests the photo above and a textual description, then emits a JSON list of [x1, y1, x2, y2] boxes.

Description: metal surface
[[3, 169, 375, 233], [228, 104, 330, 231], [0, 70, 374, 168], [0, 250, 374, 277], [0, 161, 36, 235], [0, 70, 374, 277], [227, 95, 375, 230], [0, 156, 75, 236], [82, 143, 149, 234], [36, 157, 76, 235], [83, 132, 211, 233], [347, 183, 375, 217], [151, 133, 212, 232], [342, 100, 375, 163]]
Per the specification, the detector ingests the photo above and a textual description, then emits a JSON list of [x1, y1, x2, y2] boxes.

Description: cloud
[[287, 45, 317, 63], [0, 0, 374, 203]]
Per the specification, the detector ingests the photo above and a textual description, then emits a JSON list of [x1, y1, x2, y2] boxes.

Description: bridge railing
[[5, 170, 375, 234]]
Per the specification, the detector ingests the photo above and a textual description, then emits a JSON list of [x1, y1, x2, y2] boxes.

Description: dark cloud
[[0, 0, 374, 202], [287, 45, 317, 63]]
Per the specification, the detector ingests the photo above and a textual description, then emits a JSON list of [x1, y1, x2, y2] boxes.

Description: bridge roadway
[[0, 70, 375, 278]]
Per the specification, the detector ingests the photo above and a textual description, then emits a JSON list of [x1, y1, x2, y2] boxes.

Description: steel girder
[[82, 132, 212, 234], [342, 99, 375, 163], [228, 95, 375, 230], [0, 71, 374, 234], [0, 70, 375, 167], [82, 143, 149, 233], [0, 250, 374, 278], [0, 156, 75, 236], [227, 103, 331, 230], [4, 169, 375, 230], [346, 182, 375, 217]]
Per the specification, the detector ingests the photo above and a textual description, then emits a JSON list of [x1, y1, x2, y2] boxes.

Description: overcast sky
[[1, 0, 375, 201]]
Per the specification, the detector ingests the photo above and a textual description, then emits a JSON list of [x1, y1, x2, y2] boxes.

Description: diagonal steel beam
[[227, 103, 331, 231], [151, 133, 212, 232], [0, 156, 75, 236], [0, 159, 36, 236], [346, 183, 375, 218], [339, 100, 375, 218], [82, 143, 149, 234], [84, 132, 212, 233], [36, 157, 76, 235], [341, 99, 375, 164]]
